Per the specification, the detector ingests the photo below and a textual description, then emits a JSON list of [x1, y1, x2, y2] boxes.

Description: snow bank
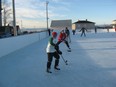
[[0, 31, 49, 58]]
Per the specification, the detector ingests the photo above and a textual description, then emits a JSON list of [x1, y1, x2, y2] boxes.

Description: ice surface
[[0, 32, 116, 87]]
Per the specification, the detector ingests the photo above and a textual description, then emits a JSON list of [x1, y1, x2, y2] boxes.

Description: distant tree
[[2, 0, 12, 26], [0, 0, 2, 26]]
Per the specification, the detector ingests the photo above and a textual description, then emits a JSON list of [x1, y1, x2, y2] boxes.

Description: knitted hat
[[52, 32, 57, 37]]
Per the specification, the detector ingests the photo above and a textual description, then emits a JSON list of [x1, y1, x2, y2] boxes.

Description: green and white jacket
[[46, 37, 57, 53]]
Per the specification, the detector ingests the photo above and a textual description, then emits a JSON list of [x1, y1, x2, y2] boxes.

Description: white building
[[112, 20, 116, 29], [50, 19, 72, 30], [73, 19, 95, 30]]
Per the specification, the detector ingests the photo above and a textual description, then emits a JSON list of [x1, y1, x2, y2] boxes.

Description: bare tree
[[2, 0, 12, 26], [0, 0, 2, 26]]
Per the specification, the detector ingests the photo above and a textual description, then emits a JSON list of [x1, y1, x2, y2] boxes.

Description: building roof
[[113, 20, 116, 21], [74, 20, 95, 24]]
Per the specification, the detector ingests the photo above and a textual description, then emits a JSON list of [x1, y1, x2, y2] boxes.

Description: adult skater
[[46, 32, 62, 73], [65, 27, 71, 43], [79, 27, 87, 37], [57, 30, 71, 51]]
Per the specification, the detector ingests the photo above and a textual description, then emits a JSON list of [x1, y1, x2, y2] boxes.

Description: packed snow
[[0, 31, 116, 87]]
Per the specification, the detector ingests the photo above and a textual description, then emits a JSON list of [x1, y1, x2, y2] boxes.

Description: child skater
[[46, 32, 62, 73]]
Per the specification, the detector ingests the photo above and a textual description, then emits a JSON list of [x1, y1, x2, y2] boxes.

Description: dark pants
[[64, 40, 70, 48], [57, 40, 70, 49], [81, 32, 86, 37], [47, 52, 60, 69]]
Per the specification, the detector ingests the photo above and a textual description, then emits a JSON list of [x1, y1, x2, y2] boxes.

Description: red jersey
[[58, 32, 66, 41]]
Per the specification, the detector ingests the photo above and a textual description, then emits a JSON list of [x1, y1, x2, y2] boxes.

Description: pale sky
[[6, 0, 116, 28]]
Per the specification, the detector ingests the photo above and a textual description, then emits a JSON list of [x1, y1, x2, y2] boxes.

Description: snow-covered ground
[[0, 32, 116, 87]]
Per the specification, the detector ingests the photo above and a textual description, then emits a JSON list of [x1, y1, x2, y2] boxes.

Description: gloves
[[54, 45, 59, 51], [58, 50, 62, 55]]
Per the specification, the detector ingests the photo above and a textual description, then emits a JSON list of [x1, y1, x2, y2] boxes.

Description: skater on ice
[[57, 30, 71, 51], [46, 32, 62, 73], [79, 27, 87, 37], [65, 27, 71, 43]]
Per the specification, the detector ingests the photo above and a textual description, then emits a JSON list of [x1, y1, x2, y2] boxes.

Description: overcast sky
[[5, 0, 116, 28]]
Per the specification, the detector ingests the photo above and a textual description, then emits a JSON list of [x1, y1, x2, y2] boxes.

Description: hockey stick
[[61, 54, 68, 65]]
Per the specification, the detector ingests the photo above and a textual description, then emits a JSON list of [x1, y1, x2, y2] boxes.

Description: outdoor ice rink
[[0, 32, 116, 87]]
